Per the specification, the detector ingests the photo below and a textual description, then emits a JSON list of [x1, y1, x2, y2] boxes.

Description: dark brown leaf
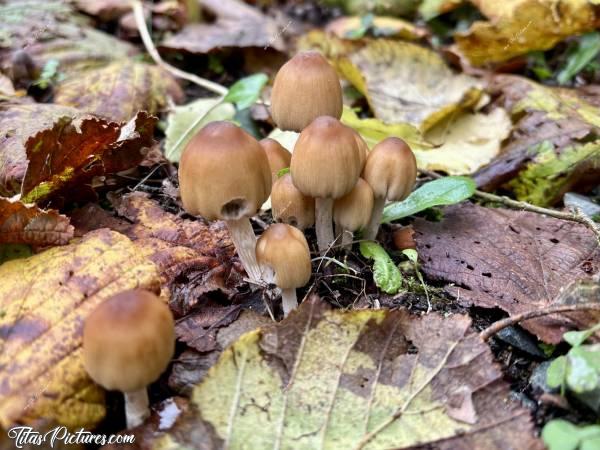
[[414, 203, 600, 343]]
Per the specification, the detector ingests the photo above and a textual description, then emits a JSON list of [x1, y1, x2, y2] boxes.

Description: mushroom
[[333, 178, 374, 249], [290, 116, 363, 253], [260, 138, 292, 185], [83, 289, 175, 429], [178, 121, 271, 281], [255, 223, 312, 316], [362, 137, 417, 240], [271, 173, 315, 230], [270, 51, 343, 132]]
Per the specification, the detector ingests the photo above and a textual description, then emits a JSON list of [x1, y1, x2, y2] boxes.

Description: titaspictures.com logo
[[7, 426, 135, 448]]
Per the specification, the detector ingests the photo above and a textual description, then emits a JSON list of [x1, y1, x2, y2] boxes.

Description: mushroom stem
[[281, 288, 298, 317], [364, 196, 386, 241], [340, 229, 353, 250], [226, 218, 261, 281], [124, 389, 150, 429], [315, 197, 334, 253]]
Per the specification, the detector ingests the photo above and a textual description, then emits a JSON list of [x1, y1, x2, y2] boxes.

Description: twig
[[131, 0, 228, 96], [480, 302, 600, 341], [418, 169, 600, 244]]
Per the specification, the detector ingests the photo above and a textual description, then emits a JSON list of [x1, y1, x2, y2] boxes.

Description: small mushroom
[[333, 178, 374, 249], [362, 137, 417, 240], [256, 223, 312, 316], [178, 121, 271, 281], [83, 289, 175, 429], [260, 138, 292, 185], [270, 51, 343, 132], [290, 116, 363, 253], [271, 173, 315, 230]]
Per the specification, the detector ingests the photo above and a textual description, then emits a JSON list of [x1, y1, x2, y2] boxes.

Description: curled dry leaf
[[160, 0, 286, 54], [0, 197, 73, 246], [144, 297, 540, 450], [454, 0, 600, 66], [474, 75, 600, 206], [414, 203, 600, 344], [53, 61, 184, 122], [0, 229, 162, 429]]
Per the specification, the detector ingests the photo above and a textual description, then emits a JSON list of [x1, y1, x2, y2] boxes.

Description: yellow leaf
[[0, 229, 162, 429], [325, 16, 427, 41]]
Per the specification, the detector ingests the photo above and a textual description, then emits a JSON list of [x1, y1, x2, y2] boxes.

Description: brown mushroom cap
[[270, 51, 343, 132], [83, 289, 175, 393], [255, 223, 312, 289], [362, 137, 417, 201], [333, 178, 374, 232], [179, 121, 271, 221], [290, 116, 362, 199], [260, 138, 292, 185], [271, 173, 315, 230], [352, 130, 368, 170]]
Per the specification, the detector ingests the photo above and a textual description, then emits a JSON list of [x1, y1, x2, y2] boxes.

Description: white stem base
[[281, 288, 298, 317], [124, 389, 149, 429], [226, 218, 261, 282], [315, 197, 334, 254], [340, 229, 353, 250], [364, 196, 386, 241]]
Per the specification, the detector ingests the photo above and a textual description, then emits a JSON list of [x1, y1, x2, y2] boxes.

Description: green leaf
[[164, 98, 236, 162], [359, 241, 402, 294], [401, 248, 418, 263], [564, 322, 600, 347], [224, 73, 269, 110], [557, 33, 600, 85], [546, 356, 568, 389], [542, 419, 581, 450], [566, 347, 600, 393], [277, 167, 290, 178], [382, 176, 476, 223]]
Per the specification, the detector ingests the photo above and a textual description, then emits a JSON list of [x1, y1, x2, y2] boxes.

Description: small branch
[[480, 302, 600, 341], [418, 169, 600, 244], [131, 0, 228, 96]]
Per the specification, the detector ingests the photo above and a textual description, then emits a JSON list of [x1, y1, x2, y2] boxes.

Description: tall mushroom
[[362, 137, 417, 240], [271, 173, 315, 230], [260, 138, 291, 185], [178, 121, 271, 281], [290, 116, 363, 253], [83, 289, 175, 429], [270, 51, 343, 132], [255, 223, 312, 316], [333, 178, 374, 248]]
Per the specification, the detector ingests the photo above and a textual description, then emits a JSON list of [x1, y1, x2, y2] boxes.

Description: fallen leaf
[[0, 229, 162, 429], [325, 16, 427, 41], [151, 297, 541, 449], [176, 304, 242, 353], [0, 197, 73, 246], [414, 203, 600, 343], [73, 0, 131, 21], [474, 75, 600, 206], [320, 0, 420, 16], [160, 0, 286, 53], [455, 0, 600, 66], [418, 0, 464, 20], [21, 112, 156, 204]]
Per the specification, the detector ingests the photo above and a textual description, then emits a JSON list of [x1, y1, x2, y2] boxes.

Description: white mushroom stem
[[124, 389, 150, 429], [281, 288, 298, 317], [340, 229, 353, 250], [226, 218, 262, 282], [315, 197, 334, 254], [364, 196, 386, 241]]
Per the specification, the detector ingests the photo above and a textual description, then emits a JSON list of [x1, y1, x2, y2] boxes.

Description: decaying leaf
[[73, 0, 131, 21], [455, 0, 600, 66], [414, 203, 600, 343], [0, 229, 162, 429], [160, 0, 286, 54], [21, 112, 156, 204], [325, 16, 427, 41], [147, 298, 540, 449], [0, 197, 73, 246], [53, 61, 183, 122], [418, 0, 464, 20], [474, 75, 600, 206]]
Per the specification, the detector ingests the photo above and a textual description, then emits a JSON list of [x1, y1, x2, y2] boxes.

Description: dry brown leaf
[[0, 229, 162, 429], [414, 203, 600, 343], [73, 0, 131, 21], [0, 197, 73, 246]]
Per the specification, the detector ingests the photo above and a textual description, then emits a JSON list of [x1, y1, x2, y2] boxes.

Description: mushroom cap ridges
[[256, 223, 312, 289], [362, 137, 417, 201], [290, 116, 362, 199], [333, 178, 374, 231], [270, 51, 343, 132], [260, 138, 292, 184], [83, 289, 175, 393], [179, 121, 271, 221], [271, 173, 315, 230]]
